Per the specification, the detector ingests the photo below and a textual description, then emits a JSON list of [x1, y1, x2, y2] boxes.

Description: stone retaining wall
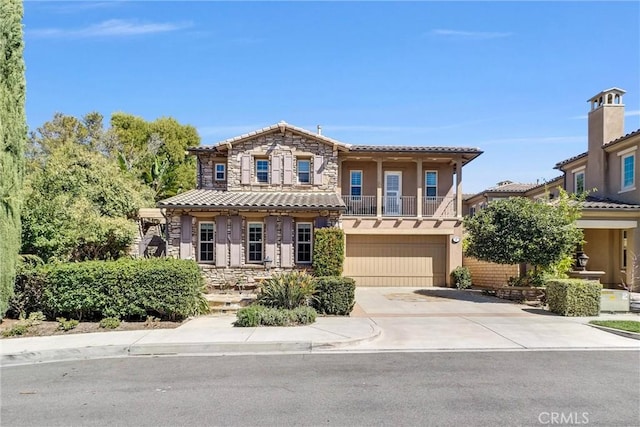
[[463, 256, 519, 287]]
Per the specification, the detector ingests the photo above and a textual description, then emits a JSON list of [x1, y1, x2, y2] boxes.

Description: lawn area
[[589, 320, 640, 333]]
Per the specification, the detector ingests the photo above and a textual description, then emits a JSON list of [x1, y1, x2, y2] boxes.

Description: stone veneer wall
[[197, 153, 228, 191], [462, 256, 520, 287], [166, 209, 340, 286], [226, 130, 339, 192]]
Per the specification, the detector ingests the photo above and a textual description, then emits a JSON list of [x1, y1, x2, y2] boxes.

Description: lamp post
[[575, 247, 589, 271]]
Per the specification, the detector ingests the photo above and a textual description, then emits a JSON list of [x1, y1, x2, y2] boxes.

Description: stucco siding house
[[158, 122, 482, 287], [464, 88, 640, 290]]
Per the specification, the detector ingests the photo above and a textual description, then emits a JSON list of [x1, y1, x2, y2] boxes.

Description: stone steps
[[205, 293, 258, 315]]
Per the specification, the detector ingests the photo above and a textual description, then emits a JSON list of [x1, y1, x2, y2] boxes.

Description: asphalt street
[[2, 351, 638, 426]]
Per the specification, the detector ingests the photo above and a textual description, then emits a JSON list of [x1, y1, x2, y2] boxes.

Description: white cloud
[[430, 29, 513, 40], [28, 19, 192, 39], [626, 110, 640, 117]]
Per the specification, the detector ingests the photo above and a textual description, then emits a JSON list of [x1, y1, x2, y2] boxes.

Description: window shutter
[[271, 155, 282, 185], [230, 215, 242, 267], [314, 216, 328, 229], [216, 216, 228, 267], [265, 216, 277, 265], [281, 216, 293, 267], [241, 154, 251, 184], [283, 155, 293, 185], [314, 155, 324, 186], [180, 215, 193, 260]]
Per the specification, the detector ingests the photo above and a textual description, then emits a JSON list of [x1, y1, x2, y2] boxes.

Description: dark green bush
[[546, 279, 601, 316], [234, 305, 317, 327], [312, 228, 344, 277], [451, 266, 472, 290], [313, 276, 355, 315], [7, 268, 48, 319], [258, 271, 316, 309], [9, 258, 207, 321]]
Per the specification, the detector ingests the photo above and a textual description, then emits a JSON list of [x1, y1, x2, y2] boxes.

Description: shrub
[[7, 268, 48, 319], [258, 271, 316, 309], [2, 323, 29, 337], [99, 317, 121, 329], [313, 276, 355, 315], [9, 258, 207, 321], [312, 228, 344, 277], [234, 306, 261, 327], [234, 305, 317, 327], [57, 317, 79, 331], [546, 279, 601, 316], [451, 266, 472, 290]]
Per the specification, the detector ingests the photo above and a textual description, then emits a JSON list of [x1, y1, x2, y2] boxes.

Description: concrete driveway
[[346, 287, 640, 351]]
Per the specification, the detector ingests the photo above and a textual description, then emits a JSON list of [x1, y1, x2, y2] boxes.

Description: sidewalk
[[1, 288, 638, 366]]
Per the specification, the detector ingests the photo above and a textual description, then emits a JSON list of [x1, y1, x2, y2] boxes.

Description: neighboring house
[[554, 87, 640, 289], [464, 87, 640, 290], [157, 121, 482, 287]]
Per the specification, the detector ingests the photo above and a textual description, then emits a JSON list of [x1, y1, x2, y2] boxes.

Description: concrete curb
[[587, 323, 640, 340], [0, 319, 382, 366]]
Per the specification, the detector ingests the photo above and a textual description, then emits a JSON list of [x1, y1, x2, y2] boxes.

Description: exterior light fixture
[[263, 256, 273, 271]]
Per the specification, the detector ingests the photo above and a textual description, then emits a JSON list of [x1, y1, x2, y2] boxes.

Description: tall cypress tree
[[0, 0, 27, 317]]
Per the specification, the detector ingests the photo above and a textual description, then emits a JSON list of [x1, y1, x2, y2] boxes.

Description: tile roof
[[485, 181, 538, 192], [555, 152, 588, 169], [581, 195, 640, 210], [209, 121, 351, 150], [158, 190, 346, 210], [525, 175, 564, 192], [349, 145, 481, 154], [602, 128, 640, 150]]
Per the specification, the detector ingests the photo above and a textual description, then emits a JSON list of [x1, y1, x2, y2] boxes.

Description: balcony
[[342, 195, 456, 217]]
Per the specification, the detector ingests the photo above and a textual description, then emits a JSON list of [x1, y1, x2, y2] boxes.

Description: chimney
[[317, 125, 322, 136], [586, 87, 626, 193]]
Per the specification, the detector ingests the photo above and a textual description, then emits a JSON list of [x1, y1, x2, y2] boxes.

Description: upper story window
[[350, 170, 362, 198], [256, 159, 269, 183], [574, 170, 585, 194], [297, 159, 310, 184], [215, 163, 226, 181], [247, 222, 263, 263], [296, 222, 313, 263], [198, 222, 215, 263], [425, 171, 437, 197], [622, 153, 635, 191]]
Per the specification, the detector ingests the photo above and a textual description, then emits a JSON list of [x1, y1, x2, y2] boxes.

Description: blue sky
[[23, 1, 640, 194]]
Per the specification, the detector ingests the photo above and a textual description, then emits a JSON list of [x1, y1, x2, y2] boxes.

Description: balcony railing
[[342, 195, 457, 217]]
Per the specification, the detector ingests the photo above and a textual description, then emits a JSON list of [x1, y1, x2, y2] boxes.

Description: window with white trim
[[622, 153, 635, 191], [247, 222, 263, 263], [574, 170, 585, 193], [256, 159, 269, 183], [350, 170, 362, 199], [296, 223, 313, 263], [215, 163, 226, 181], [297, 159, 310, 184], [425, 171, 437, 198], [198, 222, 215, 263]]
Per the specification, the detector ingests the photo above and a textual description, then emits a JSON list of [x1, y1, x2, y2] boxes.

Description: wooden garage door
[[344, 235, 446, 287]]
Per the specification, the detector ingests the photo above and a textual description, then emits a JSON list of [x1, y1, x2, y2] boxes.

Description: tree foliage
[[23, 120, 154, 262], [0, 0, 27, 317], [464, 191, 583, 272]]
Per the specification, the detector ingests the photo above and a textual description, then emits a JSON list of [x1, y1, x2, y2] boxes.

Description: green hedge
[[8, 258, 208, 321], [312, 228, 344, 277], [234, 305, 317, 327], [546, 279, 601, 316], [313, 276, 355, 315], [451, 266, 472, 290]]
